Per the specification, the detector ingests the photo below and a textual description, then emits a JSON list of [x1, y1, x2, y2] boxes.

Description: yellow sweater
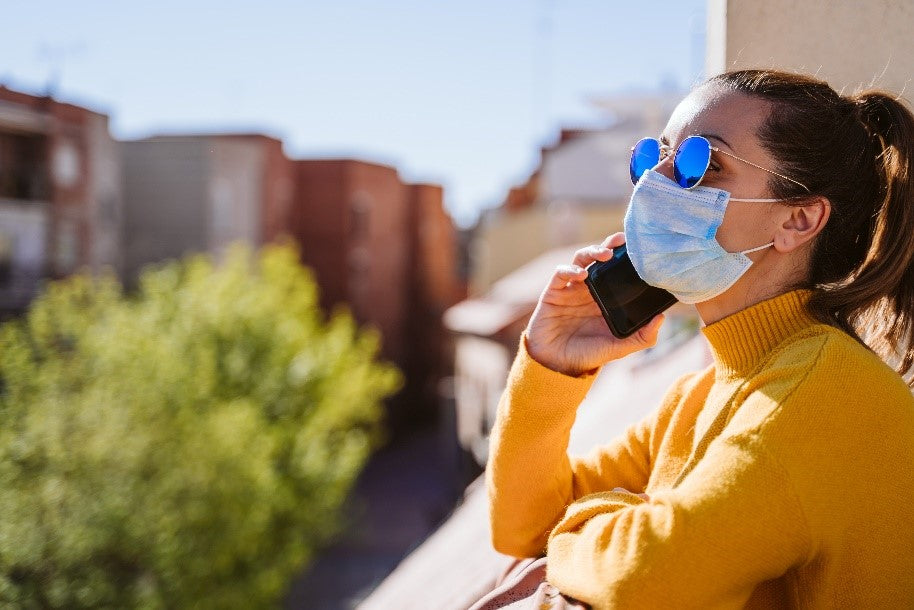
[[486, 290, 914, 608]]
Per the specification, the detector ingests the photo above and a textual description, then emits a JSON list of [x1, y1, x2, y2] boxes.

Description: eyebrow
[[701, 133, 733, 150], [659, 132, 734, 150]]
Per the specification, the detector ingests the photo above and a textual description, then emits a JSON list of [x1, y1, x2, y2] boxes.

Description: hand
[[525, 232, 664, 376]]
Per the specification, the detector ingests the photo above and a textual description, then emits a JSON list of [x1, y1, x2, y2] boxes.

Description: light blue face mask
[[623, 170, 777, 304]]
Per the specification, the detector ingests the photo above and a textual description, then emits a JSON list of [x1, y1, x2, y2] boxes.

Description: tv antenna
[[37, 42, 86, 97]]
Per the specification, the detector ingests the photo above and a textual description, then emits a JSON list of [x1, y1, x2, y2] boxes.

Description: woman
[[484, 70, 914, 608]]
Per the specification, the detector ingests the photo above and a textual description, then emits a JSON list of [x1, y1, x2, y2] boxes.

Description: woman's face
[[656, 84, 782, 253]]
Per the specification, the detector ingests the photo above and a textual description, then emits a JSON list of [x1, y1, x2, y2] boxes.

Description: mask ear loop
[[728, 196, 779, 254], [739, 241, 774, 254], [740, 241, 774, 254]]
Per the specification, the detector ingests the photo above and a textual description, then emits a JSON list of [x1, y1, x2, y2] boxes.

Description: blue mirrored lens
[[630, 138, 660, 184], [674, 136, 712, 188]]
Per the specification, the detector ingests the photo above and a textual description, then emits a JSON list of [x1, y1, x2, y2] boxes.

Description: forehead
[[663, 85, 771, 151]]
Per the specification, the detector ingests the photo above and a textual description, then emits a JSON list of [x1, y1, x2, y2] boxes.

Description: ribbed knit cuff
[[505, 333, 599, 413], [548, 490, 646, 541]]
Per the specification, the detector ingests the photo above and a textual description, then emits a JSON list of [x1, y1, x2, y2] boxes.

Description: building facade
[[2, 85, 464, 431], [294, 159, 463, 428], [0, 86, 122, 312], [470, 95, 680, 295], [121, 134, 294, 283]]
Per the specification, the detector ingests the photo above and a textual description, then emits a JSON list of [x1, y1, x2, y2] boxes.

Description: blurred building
[[444, 245, 580, 464], [449, 92, 687, 462], [122, 142, 462, 428], [470, 93, 680, 295], [121, 134, 294, 283], [294, 159, 464, 428], [0, 86, 122, 311]]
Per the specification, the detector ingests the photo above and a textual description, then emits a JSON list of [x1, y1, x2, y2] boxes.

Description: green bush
[[0, 243, 401, 608]]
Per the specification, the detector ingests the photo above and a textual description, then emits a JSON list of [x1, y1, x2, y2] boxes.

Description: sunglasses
[[629, 135, 810, 192]]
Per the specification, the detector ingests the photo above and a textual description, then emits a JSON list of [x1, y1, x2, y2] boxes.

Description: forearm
[[486, 336, 597, 557], [545, 434, 811, 608]]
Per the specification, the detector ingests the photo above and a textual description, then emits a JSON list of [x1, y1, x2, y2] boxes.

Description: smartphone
[[584, 244, 677, 339]]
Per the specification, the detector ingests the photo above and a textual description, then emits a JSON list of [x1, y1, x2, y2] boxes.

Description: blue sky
[[2, 1, 705, 226]]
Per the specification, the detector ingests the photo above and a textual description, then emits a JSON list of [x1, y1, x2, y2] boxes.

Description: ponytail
[[816, 91, 914, 380], [710, 70, 914, 384]]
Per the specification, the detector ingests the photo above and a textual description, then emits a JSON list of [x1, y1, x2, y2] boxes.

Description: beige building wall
[[471, 205, 626, 295], [207, 139, 262, 255], [707, 0, 914, 95], [86, 113, 123, 275]]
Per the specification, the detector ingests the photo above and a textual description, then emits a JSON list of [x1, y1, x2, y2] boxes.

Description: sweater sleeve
[[486, 335, 685, 558], [545, 430, 812, 609]]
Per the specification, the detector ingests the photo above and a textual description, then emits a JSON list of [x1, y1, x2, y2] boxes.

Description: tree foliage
[[0, 243, 401, 608]]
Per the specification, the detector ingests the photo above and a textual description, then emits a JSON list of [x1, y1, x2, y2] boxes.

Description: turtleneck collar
[[701, 289, 820, 379]]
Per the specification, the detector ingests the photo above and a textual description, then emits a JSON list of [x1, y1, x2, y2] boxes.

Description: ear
[[773, 197, 831, 253]]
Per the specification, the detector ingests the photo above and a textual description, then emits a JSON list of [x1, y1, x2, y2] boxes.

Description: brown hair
[[709, 69, 914, 383]]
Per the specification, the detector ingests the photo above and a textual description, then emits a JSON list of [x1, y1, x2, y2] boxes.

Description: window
[[350, 192, 371, 239], [0, 132, 50, 201]]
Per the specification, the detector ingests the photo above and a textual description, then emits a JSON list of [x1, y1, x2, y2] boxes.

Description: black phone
[[584, 244, 677, 339]]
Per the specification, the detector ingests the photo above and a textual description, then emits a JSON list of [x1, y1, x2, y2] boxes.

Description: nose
[[653, 154, 676, 182]]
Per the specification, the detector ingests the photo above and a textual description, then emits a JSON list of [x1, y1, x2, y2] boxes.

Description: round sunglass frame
[[629, 135, 811, 192]]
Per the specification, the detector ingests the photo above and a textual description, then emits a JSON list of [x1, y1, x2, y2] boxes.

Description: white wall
[[207, 139, 262, 255], [0, 200, 47, 309], [542, 95, 679, 203]]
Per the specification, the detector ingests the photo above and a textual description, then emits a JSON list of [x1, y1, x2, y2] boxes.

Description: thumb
[[633, 314, 664, 346], [608, 314, 664, 361]]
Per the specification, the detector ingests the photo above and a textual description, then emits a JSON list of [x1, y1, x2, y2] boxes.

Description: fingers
[[600, 232, 626, 249], [571, 244, 611, 269], [546, 264, 587, 291], [569, 234, 626, 270]]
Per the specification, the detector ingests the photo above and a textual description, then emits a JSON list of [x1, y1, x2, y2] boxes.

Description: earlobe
[[777, 197, 830, 252]]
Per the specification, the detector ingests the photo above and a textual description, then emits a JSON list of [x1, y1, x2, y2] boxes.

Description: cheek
[[715, 203, 777, 251]]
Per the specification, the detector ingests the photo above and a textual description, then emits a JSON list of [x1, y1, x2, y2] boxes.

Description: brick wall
[[293, 160, 462, 431], [295, 160, 349, 309], [405, 183, 462, 417]]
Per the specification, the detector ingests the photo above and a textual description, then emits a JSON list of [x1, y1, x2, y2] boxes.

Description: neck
[[695, 285, 781, 325], [695, 249, 807, 325], [701, 289, 818, 379]]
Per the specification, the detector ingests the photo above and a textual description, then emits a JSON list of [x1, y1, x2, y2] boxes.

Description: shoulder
[[656, 365, 715, 419], [667, 365, 715, 399], [748, 323, 914, 437], [743, 325, 914, 531], [767, 323, 911, 400]]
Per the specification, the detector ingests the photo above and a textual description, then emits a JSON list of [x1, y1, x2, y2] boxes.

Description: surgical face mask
[[623, 170, 777, 304]]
